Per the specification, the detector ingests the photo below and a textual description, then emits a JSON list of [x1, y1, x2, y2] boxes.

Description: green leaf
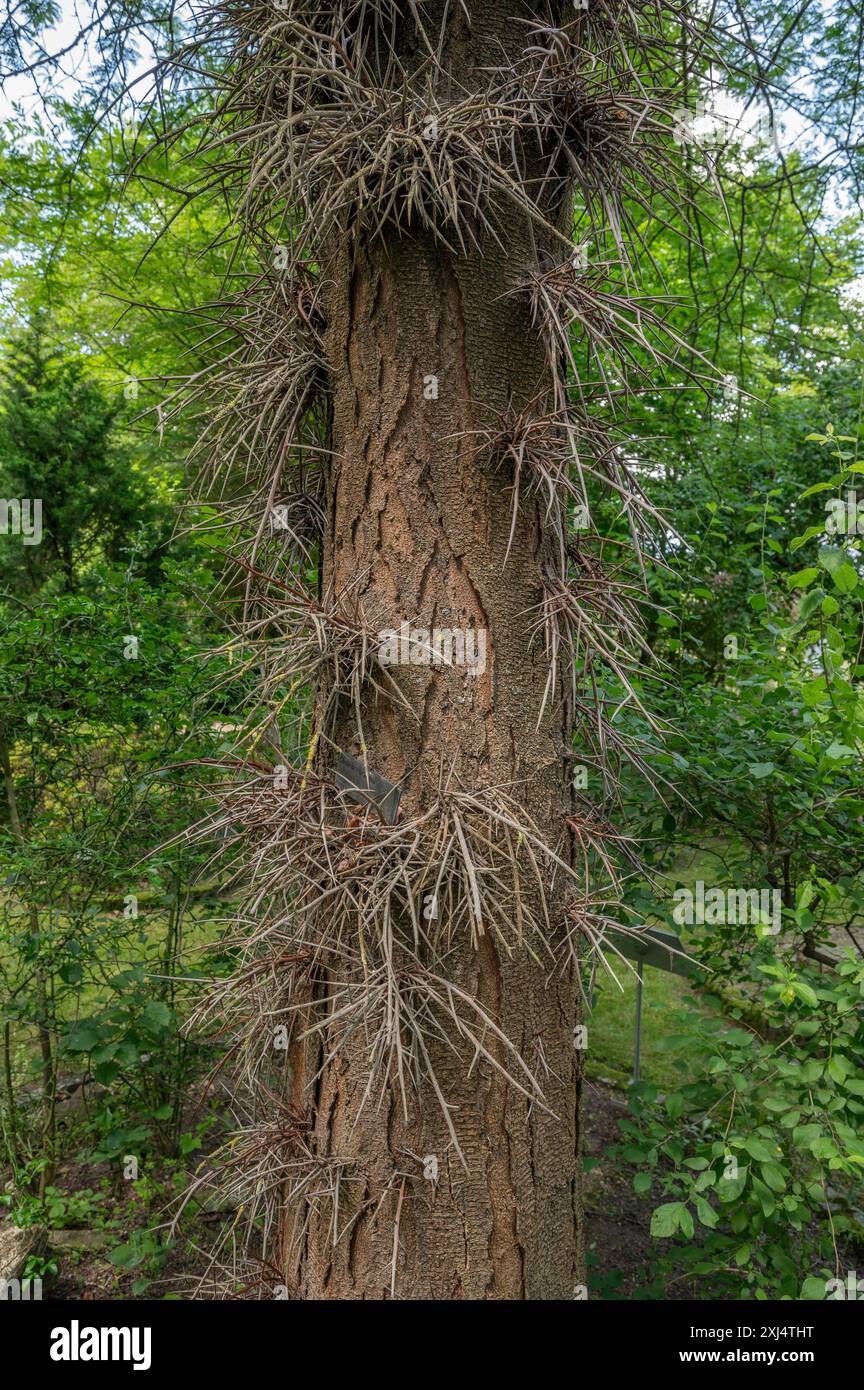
[[716, 1168, 748, 1203], [790, 526, 825, 551], [796, 882, 814, 912], [797, 587, 826, 621], [801, 679, 828, 707], [760, 1162, 787, 1193], [694, 1196, 718, 1228], [818, 545, 846, 574], [61, 1021, 100, 1053], [666, 1091, 684, 1121], [93, 1061, 120, 1085], [827, 1054, 851, 1083], [825, 741, 855, 761], [141, 1001, 173, 1034], [108, 1243, 143, 1270], [800, 1276, 828, 1301], [787, 568, 820, 589], [743, 1138, 777, 1162], [831, 563, 858, 593], [800, 480, 836, 498], [650, 1202, 685, 1238]]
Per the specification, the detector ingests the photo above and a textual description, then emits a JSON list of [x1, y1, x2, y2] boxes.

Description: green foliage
[[614, 950, 864, 1299], [605, 410, 864, 1300], [0, 332, 230, 1199], [108, 1226, 173, 1298], [0, 319, 161, 591]]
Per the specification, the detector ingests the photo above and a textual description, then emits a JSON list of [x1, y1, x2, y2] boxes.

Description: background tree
[[0, 319, 159, 590]]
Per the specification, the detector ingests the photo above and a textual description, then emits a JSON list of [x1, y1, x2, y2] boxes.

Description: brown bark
[[280, 3, 584, 1301]]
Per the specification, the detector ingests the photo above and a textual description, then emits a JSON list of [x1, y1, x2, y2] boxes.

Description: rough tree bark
[[282, 3, 583, 1300]]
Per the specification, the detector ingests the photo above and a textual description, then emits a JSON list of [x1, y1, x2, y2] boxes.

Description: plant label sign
[[335, 752, 401, 825]]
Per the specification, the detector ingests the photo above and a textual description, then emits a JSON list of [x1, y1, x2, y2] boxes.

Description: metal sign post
[[607, 926, 698, 1086], [633, 961, 644, 1084]]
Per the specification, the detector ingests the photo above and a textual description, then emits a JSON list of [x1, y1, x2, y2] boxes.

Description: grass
[[586, 965, 713, 1091], [581, 841, 729, 1090]]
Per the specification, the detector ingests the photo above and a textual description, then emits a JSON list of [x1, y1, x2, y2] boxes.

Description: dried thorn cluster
[[538, 545, 656, 726], [536, 536, 674, 798], [205, 566, 412, 750], [194, 3, 706, 255], [504, 18, 695, 242], [178, 263, 328, 553], [277, 81, 541, 253], [192, 769, 594, 1167], [472, 398, 595, 566], [175, 1108, 363, 1292], [525, 256, 700, 408]]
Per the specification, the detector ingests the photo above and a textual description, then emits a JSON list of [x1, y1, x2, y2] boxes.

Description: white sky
[[1, 0, 162, 125]]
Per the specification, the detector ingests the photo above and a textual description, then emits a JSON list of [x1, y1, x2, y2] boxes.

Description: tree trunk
[[281, 2, 583, 1301]]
